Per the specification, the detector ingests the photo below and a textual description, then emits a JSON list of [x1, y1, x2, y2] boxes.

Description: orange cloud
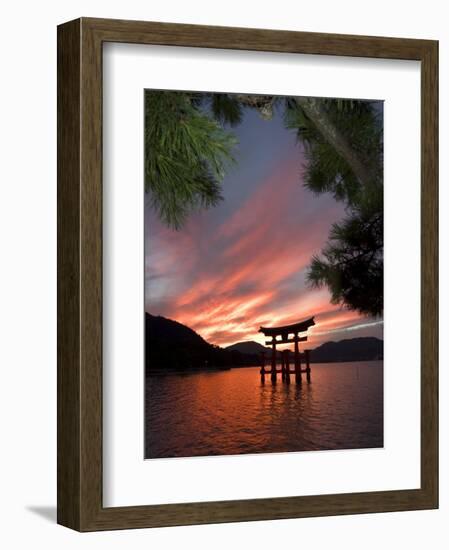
[[146, 151, 377, 349]]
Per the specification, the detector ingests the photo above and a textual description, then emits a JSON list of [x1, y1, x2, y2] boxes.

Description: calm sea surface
[[145, 361, 383, 459]]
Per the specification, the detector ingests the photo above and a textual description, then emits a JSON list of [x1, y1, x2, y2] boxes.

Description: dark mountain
[[146, 312, 208, 348], [225, 340, 283, 359], [225, 341, 270, 354], [145, 314, 259, 373], [309, 337, 383, 363], [226, 337, 383, 363], [146, 314, 383, 373]]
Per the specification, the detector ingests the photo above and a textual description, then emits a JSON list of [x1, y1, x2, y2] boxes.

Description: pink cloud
[[146, 150, 364, 348]]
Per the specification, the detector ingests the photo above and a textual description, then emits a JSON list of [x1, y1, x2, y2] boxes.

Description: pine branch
[[144, 91, 237, 229], [296, 97, 375, 188]]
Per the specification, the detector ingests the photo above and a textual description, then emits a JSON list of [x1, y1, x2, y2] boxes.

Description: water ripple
[[145, 361, 383, 458]]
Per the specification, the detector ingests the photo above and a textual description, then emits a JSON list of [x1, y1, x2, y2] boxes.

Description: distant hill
[[145, 314, 259, 373], [225, 340, 283, 359], [225, 341, 269, 355], [146, 313, 208, 348], [145, 314, 383, 373], [309, 337, 383, 363], [226, 337, 383, 363], [146, 313, 214, 373]]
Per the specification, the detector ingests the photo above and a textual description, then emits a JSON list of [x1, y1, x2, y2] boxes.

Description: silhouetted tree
[[144, 91, 237, 229], [284, 98, 383, 316], [144, 91, 383, 316]]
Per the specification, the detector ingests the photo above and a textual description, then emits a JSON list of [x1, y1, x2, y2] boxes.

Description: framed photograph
[[57, 17, 438, 531]]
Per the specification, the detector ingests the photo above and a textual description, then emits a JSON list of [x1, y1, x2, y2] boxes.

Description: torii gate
[[258, 317, 315, 384]]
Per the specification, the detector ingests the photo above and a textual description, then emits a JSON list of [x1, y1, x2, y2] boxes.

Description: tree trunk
[[233, 94, 372, 187], [296, 97, 372, 187]]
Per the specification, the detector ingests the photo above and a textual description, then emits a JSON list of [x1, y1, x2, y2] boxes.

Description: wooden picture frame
[[57, 17, 438, 531]]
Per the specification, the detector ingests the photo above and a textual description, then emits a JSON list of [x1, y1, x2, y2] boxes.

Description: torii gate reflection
[[258, 317, 315, 384]]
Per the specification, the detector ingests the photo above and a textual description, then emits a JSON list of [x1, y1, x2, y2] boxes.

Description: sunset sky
[[145, 101, 383, 349]]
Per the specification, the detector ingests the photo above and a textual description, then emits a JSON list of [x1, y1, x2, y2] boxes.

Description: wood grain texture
[[57, 17, 439, 532], [57, 18, 81, 531], [420, 40, 439, 504]]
